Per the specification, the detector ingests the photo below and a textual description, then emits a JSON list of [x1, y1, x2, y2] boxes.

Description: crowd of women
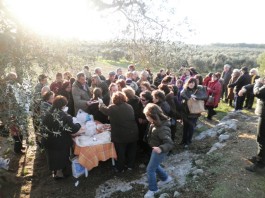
[[3, 63, 262, 198]]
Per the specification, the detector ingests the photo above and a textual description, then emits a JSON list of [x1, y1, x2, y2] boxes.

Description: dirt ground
[[1, 110, 265, 198]]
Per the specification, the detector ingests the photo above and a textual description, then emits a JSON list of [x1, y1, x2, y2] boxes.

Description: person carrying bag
[[180, 78, 208, 148]]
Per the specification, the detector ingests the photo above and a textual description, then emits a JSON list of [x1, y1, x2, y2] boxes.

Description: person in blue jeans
[[143, 103, 174, 198]]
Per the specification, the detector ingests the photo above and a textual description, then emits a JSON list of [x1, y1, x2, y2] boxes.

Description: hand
[[98, 98, 103, 104], [152, 147, 162, 154], [238, 90, 244, 96]]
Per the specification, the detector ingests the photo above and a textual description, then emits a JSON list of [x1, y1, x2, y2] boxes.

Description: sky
[[6, 0, 265, 44]]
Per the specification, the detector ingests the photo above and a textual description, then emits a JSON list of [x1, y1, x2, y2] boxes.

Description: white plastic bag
[[76, 109, 94, 124], [85, 121, 97, 136], [71, 156, 88, 178]]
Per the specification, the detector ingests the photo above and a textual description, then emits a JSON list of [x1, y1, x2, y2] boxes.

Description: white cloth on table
[[74, 131, 111, 147]]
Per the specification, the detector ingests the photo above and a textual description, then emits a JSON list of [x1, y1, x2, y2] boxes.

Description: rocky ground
[[1, 110, 265, 198]]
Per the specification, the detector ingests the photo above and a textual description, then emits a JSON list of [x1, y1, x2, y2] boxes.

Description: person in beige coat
[[72, 72, 92, 115]]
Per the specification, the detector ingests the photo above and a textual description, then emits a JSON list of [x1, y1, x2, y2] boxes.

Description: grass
[[98, 58, 131, 68]]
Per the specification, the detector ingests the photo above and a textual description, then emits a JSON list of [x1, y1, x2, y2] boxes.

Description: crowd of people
[[2, 63, 264, 197]]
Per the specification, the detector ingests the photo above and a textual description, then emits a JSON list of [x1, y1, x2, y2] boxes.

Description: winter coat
[[127, 96, 141, 121], [203, 76, 211, 87], [253, 82, 265, 117], [42, 109, 81, 150], [221, 70, 232, 86], [147, 120, 174, 153], [72, 81, 91, 115], [156, 101, 171, 116], [206, 80, 222, 107], [227, 76, 239, 100], [228, 72, 251, 93], [181, 85, 208, 118], [99, 102, 139, 143]]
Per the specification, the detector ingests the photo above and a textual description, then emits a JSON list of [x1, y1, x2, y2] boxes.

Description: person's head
[[224, 64, 231, 72], [206, 72, 213, 78], [143, 103, 168, 126], [184, 78, 197, 90], [241, 66, 248, 74], [62, 81, 71, 92], [52, 95, 68, 110], [116, 79, 126, 91], [109, 83, 118, 93], [139, 91, 153, 106], [122, 87, 135, 100], [91, 74, 101, 86], [211, 72, 221, 81], [176, 79, 183, 88], [56, 73, 63, 82], [184, 68, 191, 76], [93, 87, 102, 100], [140, 70, 149, 81], [116, 68, 122, 76], [38, 74, 48, 85], [70, 77, 75, 85], [152, 90, 166, 104], [108, 71, 116, 82], [41, 86, 50, 96], [189, 67, 198, 76], [42, 91, 55, 104], [126, 71, 133, 79], [132, 71, 139, 80], [232, 69, 241, 78], [160, 69, 166, 76], [128, 64, 136, 71], [140, 81, 152, 92], [84, 65, 89, 71], [6, 72, 17, 82], [76, 72, 86, 85], [94, 67, 102, 75], [194, 74, 203, 85], [63, 71, 72, 81], [250, 68, 258, 76], [112, 91, 126, 105], [158, 84, 170, 95], [161, 76, 172, 85]]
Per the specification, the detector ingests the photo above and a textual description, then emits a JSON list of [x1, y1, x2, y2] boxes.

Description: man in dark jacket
[[221, 64, 232, 102], [228, 66, 251, 111], [246, 78, 265, 172]]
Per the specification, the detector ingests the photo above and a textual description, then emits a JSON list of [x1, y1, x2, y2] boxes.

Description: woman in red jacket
[[205, 72, 222, 120]]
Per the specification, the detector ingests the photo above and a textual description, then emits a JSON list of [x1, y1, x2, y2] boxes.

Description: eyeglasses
[[140, 98, 147, 102]]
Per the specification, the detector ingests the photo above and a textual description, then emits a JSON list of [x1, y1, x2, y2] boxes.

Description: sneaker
[[144, 190, 158, 198], [245, 163, 265, 172], [157, 176, 173, 186], [248, 156, 260, 164]]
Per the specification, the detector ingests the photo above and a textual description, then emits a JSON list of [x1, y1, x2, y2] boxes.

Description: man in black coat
[[246, 78, 265, 172], [228, 67, 251, 111]]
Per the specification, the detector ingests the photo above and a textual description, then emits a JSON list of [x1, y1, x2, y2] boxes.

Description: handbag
[[187, 98, 205, 114], [207, 94, 214, 104]]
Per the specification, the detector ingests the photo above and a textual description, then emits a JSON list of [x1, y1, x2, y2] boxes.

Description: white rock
[[195, 159, 203, 166], [159, 193, 170, 198], [173, 191, 181, 197], [219, 134, 230, 142], [192, 169, 204, 175]]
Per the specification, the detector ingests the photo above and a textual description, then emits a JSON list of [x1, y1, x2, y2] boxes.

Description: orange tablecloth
[[74, 142, 117, 170]]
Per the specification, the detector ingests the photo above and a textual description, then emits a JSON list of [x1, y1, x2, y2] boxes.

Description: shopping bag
[[207, 94, 214, 105], [187, 99, 205, 114]]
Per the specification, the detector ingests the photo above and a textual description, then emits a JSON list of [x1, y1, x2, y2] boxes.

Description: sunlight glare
[[7, 0, 114, 40]]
